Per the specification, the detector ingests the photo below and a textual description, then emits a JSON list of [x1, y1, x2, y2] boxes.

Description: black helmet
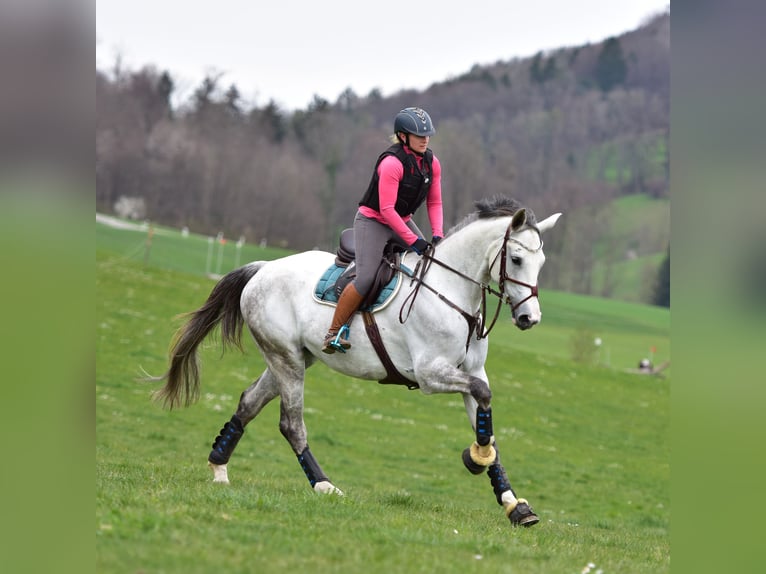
[[394, 107, 435, 137]]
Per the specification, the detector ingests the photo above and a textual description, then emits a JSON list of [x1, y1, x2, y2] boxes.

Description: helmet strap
[[400, 132, 424, 157]]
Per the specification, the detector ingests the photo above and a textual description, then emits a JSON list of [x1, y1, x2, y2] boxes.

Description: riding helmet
[[394, 107, 436, 137]]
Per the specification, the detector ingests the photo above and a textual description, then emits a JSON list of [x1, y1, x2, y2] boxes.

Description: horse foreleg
[[207, 369, 280, 484], [460, 380, 497, 470], [462, 393, 539, 527], [487, 451, 539, 527], [415, 361, 539, 526], [415, 365, 498, 472]]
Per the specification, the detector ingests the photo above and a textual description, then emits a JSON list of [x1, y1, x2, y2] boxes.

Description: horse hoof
[[462, 447, 486, 474], [314, 481, 344, 495], [509, 501, 539, 527], [209, 461, 230, 484]]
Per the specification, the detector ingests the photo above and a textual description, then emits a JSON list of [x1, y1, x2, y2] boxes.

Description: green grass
[[96, 218, 293, 277], [575, 193, 670, 302], [608, 194, 669, 247], [97, 218, 669, 573], [584, 131, 667, 187], [597, 194, 669, 303]]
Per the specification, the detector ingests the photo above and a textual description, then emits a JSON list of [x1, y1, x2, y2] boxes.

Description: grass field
[[97, 217, 670, 573], [569, 193, 670, 303]]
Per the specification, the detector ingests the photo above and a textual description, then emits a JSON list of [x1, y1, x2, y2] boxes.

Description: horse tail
[[153, 262, 264, 410]]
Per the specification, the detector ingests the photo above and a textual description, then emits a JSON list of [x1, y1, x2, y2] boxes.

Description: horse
[[153, 196, 561, 527]]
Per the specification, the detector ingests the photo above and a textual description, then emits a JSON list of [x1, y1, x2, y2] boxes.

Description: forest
[[96, 11, 669, 305]]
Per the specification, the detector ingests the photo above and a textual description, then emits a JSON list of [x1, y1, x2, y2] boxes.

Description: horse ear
[[511, 208, 527, 231], [537, 213, 562, 233]]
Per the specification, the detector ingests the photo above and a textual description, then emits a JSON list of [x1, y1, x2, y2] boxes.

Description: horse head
[[493, 207, 561, 330]]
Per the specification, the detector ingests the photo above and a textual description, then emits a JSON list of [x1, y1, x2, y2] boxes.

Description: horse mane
[[446, 195, 537, 237]]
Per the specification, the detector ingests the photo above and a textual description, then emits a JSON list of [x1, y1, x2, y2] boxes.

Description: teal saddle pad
[[313, 262, 412, 312]]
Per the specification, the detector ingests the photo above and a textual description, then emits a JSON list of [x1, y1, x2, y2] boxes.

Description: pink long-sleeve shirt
[[358, 148, 443, 246]]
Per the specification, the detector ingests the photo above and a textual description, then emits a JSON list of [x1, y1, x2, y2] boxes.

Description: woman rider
[[322, 107, 444, 353]]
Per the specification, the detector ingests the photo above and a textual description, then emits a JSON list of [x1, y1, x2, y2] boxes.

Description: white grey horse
[[154, 196, 561, 527]]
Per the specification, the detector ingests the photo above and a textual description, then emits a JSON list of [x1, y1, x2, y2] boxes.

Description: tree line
[[97, 11, 669, 305]]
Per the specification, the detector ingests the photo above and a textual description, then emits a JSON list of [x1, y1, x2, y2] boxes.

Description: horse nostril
[[515, 314, 539, 330]]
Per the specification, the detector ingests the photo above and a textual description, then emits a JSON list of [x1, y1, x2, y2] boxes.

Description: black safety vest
[[359, 144, 433, 217]]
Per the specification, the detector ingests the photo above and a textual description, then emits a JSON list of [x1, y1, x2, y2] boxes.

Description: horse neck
[[431, 217, 509, 295]]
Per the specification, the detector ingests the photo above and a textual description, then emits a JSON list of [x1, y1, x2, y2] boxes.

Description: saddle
[[314, 229, 419, 389], [315, 229, 409, 311]]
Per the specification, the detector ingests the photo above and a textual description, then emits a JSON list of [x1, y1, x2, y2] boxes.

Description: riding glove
[[409, 237, 430, 255]]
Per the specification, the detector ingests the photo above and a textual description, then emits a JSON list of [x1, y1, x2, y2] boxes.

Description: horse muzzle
[[505, 284, 540, 330], [512, 313, 539, 330]]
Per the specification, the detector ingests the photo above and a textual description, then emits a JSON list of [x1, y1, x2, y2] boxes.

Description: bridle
[[492, 224, 543, 314], [395, 221, 543, 347]]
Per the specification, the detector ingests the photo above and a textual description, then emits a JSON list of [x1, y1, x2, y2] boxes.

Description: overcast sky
[[96, 1, 670, 111]]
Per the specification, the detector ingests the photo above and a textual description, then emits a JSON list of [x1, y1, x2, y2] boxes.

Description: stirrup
[[323, 325, 351, 354]]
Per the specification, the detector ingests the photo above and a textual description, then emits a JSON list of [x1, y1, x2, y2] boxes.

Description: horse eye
[[511, 256, 522, 266]]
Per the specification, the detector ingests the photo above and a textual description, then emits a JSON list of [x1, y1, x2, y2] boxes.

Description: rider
[[322, 107, 444, 354]]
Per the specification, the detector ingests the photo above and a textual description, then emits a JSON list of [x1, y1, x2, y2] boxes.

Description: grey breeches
[[352, 211, 423, 296]]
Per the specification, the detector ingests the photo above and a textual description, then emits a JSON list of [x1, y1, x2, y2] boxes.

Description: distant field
[[96, 216, 669, 573], [566, 193, 670, 303], [96, 215, 294, 277], [585, 131, 667, 187], [97, 215, 669, 370]]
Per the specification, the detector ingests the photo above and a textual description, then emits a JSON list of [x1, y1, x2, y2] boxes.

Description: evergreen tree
[[530, 52, 557, 84], [258, 100, 287, 143], [157, 71, 174, 109], [224, 84, 242, 115], [529, 51, 544, 84], [595, 37, 627, 92], [652, 247, 670, 307], [542, 57, 557, 82]]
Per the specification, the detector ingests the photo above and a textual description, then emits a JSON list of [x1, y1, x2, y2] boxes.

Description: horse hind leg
[[280, 400, 344, 495], [271, 356, 343, 495], [208, 416, 243, 484], [292, 431, 343, 495], [207, 368, 281, 484]]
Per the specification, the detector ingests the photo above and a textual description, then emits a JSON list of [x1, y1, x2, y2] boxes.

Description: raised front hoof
[[462, 447, 487, 474], [508, 502, 539, 527]]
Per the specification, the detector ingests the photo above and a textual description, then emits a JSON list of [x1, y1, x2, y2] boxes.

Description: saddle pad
[[313, 262, 412, 312]]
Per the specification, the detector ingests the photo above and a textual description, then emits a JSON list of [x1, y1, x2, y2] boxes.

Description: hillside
[[96, 11, 669, 304], [96, 220, 670, 573]]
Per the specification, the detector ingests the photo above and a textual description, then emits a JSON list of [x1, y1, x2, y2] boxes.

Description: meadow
[[96, 219, 669, 573]]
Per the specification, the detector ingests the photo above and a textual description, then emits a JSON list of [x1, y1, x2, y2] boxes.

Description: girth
[[361, 311, 419, 390]]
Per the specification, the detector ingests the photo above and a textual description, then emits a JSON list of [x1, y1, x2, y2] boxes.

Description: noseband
[[396, 220, 543, 345]]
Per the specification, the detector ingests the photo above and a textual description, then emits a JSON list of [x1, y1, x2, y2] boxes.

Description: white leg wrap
[[313, 480, 344, 496], [503, 494, 528, 517], [208, 461, 230, 484], [501, 491, 518, 515]]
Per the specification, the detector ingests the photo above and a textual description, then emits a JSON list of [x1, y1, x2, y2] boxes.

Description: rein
[[394, 222, 542, 347]]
